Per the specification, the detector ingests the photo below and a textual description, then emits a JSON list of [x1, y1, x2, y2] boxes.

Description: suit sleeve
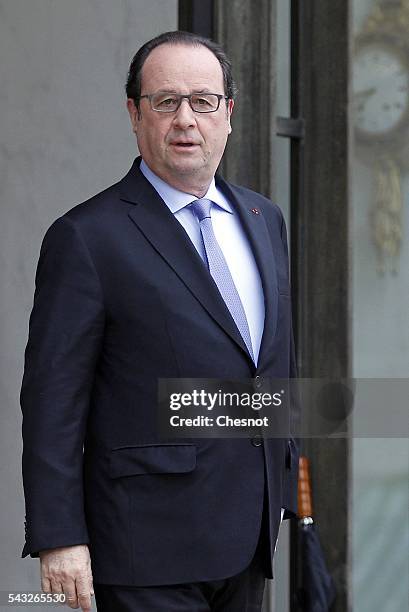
[[21, 216, 105, 557], [279, 212, 300, 519]]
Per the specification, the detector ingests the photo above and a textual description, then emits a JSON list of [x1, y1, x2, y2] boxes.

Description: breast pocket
[[108, 443, 197, 478]]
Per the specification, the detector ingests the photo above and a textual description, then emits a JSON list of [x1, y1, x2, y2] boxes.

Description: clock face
[[353, 42, 409, 140]]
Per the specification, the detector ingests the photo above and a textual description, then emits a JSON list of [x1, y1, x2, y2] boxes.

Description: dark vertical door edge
[[179, 0, 214, 38]]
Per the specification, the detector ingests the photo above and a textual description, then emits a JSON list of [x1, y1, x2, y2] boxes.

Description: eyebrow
[[153, 88, 215, 94]]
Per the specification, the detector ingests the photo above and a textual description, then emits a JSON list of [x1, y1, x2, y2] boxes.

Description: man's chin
[[167, 158, 207, 176]]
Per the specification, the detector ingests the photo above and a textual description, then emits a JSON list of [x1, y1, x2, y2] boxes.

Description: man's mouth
[[170, 141, 199, 148]]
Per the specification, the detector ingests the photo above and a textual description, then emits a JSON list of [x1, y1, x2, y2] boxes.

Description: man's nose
[[172, 98, 197, 129]]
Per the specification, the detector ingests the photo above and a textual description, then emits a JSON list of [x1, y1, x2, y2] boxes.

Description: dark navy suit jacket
[[21, 158, 299, 586]]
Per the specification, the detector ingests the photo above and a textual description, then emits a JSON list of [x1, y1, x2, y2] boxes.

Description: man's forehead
[[141, 43, 224, 88]]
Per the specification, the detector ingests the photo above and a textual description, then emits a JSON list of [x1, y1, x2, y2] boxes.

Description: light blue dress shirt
[[140, 160, 265, 364]]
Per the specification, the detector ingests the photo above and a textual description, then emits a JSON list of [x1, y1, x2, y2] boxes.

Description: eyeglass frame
[[136, 92, 229, 113]]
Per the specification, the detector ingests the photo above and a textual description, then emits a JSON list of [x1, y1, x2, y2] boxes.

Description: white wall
[[0, 1, 177, 608], [351, 2, 409, 611]]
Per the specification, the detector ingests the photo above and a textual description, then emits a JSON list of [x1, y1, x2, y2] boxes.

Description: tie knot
[[191, 198, 212, 222]]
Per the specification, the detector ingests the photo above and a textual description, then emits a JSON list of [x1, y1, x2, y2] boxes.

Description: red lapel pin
[[250, 208, 260, 215]]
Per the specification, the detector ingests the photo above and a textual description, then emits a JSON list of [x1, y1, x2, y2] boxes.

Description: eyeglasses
[[138, 92, 228, 113]]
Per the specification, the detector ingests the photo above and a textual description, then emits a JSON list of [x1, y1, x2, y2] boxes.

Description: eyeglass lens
[[151, 93, 220, 113]]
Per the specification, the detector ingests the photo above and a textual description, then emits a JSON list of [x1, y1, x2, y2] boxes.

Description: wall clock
[[353, 39, 409, 143]]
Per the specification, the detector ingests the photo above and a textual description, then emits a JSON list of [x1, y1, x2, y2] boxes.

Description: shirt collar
[[140, 159, 233, 215]]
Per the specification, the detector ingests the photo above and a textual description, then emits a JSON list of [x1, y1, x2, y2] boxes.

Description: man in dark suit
[[21, 31, 298, 611]]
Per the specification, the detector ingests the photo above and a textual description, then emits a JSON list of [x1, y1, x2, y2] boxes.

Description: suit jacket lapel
[[216, 177, 279, 367], [120, 159, 251, 360]]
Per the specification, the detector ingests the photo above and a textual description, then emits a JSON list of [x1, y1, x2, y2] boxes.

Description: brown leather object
[[298, 456, 313, 518]]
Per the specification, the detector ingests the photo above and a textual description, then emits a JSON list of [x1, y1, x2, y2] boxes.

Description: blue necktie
[[191, 198, 255, 362]]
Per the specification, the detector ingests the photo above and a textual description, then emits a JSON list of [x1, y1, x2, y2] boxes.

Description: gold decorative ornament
[[353, 0, 409, 274], [371, 157, 402, 274]]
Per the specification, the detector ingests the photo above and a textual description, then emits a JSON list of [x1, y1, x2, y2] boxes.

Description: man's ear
[[127, 98, 139, 134], [227, 99, 234, 134]]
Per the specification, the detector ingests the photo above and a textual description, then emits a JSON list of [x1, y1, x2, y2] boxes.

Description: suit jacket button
[[254, 375, 262, 390], [252, 435, 263, 447]]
